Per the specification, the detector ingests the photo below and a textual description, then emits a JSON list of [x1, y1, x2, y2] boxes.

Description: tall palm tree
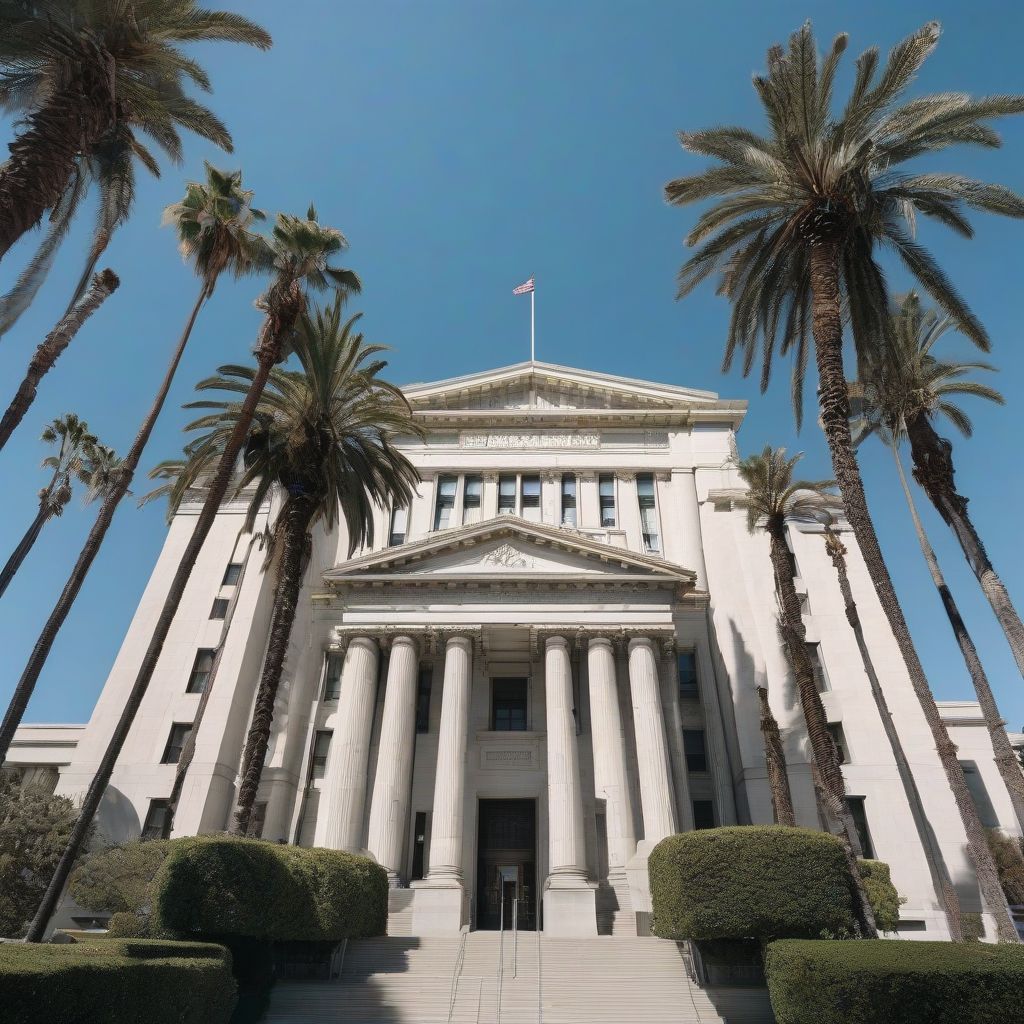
[[0, 414, 109, 599], [756, 685, 796, 826], [735, 446, 877, 936], [0, 0, 270, 262], [818, 515, 961, 938], [0, 166, 263, 770], [157, 301, 421, 835], [26, 206, 360, 942], [0, 268, 119, 450], [665, 19, 1021, 942]]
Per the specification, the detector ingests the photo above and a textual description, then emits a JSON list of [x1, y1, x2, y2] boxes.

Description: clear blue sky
[[2, 0, 1023, 734]]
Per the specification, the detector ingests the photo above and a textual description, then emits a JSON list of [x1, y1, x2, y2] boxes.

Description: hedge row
[[765, 940, 1024, 1024], [650, 826, 857, 941], [857, 860, 901, 934], [153, 836, 388, 942], [0, 938, 236, 1024]]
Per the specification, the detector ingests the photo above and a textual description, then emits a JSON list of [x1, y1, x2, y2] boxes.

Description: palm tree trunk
[[24, 288, 301, 942], [756, 685, 796, 826], [824, 524, 962, 939], [892, 443, 1024, 834], [232, 497, 317, 836], [0, 43, 115, 262], [0, 269, 119, 452], [765, 517, 878, 937], [0, 504, 51, 600], [808, 239, 1017, 942], [0, 282, 210, 770], [905, 412, 1024, 685]]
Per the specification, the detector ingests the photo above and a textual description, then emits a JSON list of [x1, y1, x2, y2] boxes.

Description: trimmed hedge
[[0, 938, 236, 1024], [858, 860, 902, 933], [153, 836, 388, 942], [765, 939, 1024, 1024], [650, 826, 856, 941]]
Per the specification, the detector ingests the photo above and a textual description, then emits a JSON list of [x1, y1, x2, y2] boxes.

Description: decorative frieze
[[459, 430, 601, 450]]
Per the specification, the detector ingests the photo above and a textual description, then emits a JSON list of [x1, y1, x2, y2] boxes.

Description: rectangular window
[[433, 475, 457, 531], [142, 800, 170, 841], [222, 562, 243, 586], [677, 651, 699, 700], [462, 475, 483, 525], [415, 667, 433, 733], [209, 598, 229, 620], [683, 729, 708, 774], [498, 474, 517, 515], [798, 593, 810, 616], [311, 730, 332, 781], [521, 475, 541, 522], [322, 652, 344, 701], [960, 760, 1000, 827], [186, 650, 215, 694], [692, 799, 716, 830], [636, 473, 660, 553], [784, 533, 799, 579], [161, 723, 192, 765], [389, 505, 408, 546], [560, 474, 577, 528], [599, 474, 616, 527], [827, 722, 849, 764], [805, 642, 830, 693], [411, 811, 427, 881], [845, 796, 875, 858], [492, 678, 528, 732]]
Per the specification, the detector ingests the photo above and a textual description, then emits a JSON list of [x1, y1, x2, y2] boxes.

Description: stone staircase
[[386, 889, 415, 937], [265, 933, 775, 1024], [594, 873, 635, 936]]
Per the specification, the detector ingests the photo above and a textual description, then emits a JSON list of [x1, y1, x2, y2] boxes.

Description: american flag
[[512, 276, 534, 295]]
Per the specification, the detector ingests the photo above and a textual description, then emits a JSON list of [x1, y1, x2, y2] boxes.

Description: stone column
[[315, 636, 379, 851], [367, 635, 419, 882], [587, 637, 636, 869], [628, 637, 678, 848]]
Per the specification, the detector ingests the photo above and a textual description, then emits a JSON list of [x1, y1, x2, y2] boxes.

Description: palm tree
[[157, 301, 421, 835], [665, 20, 1021, 942], [0, 0, 270, 262], [0, 166, 263, 770], [0, 268, 119, 450], [25, 206, 360, 942], [818, 515, 962, 938], [756, 685, 796, 826], [735, 446, 877, 936], [0, 414, 110, 599], [851, 307, 1024, 831]]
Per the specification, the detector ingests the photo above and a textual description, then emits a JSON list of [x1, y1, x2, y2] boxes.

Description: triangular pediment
[[324, 516, 695, 587]]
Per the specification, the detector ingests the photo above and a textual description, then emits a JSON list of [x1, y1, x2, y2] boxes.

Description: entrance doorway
[[476, 799, 537, 930]]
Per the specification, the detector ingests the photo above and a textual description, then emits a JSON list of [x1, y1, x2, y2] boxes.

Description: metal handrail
[[447, 929, 468, 1024], [496, 896, 505, 1024], [512, 898, 519, 979]]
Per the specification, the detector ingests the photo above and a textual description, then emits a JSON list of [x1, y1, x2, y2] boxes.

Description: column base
[[542, 875, 598, 936], [409, 879, 467, 935], [625, 847, 655, 915]]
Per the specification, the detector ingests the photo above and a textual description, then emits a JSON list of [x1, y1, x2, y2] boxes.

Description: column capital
[[586, 635, 615, 651], [627, 635, 655, 653], [544, 634, 570, 650]]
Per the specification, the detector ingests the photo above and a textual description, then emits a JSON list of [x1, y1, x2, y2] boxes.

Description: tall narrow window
[[415, 667, 433, 733], [521, 475, 541, 522], [677, 651, 699, 700], [636, 473, 660, 553], [683, 729, 708, 773], [827, 722, 849, 764], [784, 532, 799, 579], [463, 474, 483, 525], [322, 652, 344, 701], [222, 562, 243, 586], [845, 796, 875, 858], [498, 474, 517, 515], [960, 760, 999, 827], [248, 802, 267, 839], [433, 476, 457, 530], [161, 724, 192, 764], [209, 598, 229, 620], [492, 678, 528, 731], [805, 642, 830, 693], [389, 505, 408, 546], [599, 474, 616, 527], [142, 800, 170, 840], [311, 730, 332, 780], [411, 811, 428, 881], [692, 799, 716, 830], [186, 649, 215, 694], [560, 474, 577, 527]]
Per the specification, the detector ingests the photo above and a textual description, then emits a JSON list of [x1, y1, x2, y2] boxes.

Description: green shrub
[[0, 938, 236, 1024], [857, 860, 903, 933], [649, 826, 856, 941], [69, 840, 171, 917], [987, 828, 1024, 904], [106, 911, 148, 938], [152, 836, 388, 942], [765, 939, 1024, 1024]]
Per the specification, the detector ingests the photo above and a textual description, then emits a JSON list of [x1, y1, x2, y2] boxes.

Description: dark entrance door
[[476, 799, 537, 931]]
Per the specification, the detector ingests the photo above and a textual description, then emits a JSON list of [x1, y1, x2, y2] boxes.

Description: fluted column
[[367, 635, 419, 881], [315, 636, 379, 851], [628, 637, 677, 846], [587, 637, 636, 868], [545, 636, 587, 880], [425, 635, 473, 884]]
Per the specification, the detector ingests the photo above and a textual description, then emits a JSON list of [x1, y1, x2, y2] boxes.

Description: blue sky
[[2, 0, 1023, 734]]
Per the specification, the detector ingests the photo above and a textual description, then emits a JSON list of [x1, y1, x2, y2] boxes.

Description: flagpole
[[530, 284, 535, 362]]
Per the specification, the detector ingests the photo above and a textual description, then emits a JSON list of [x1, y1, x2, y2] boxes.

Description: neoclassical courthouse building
[[7, 361, 1021, 939]]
